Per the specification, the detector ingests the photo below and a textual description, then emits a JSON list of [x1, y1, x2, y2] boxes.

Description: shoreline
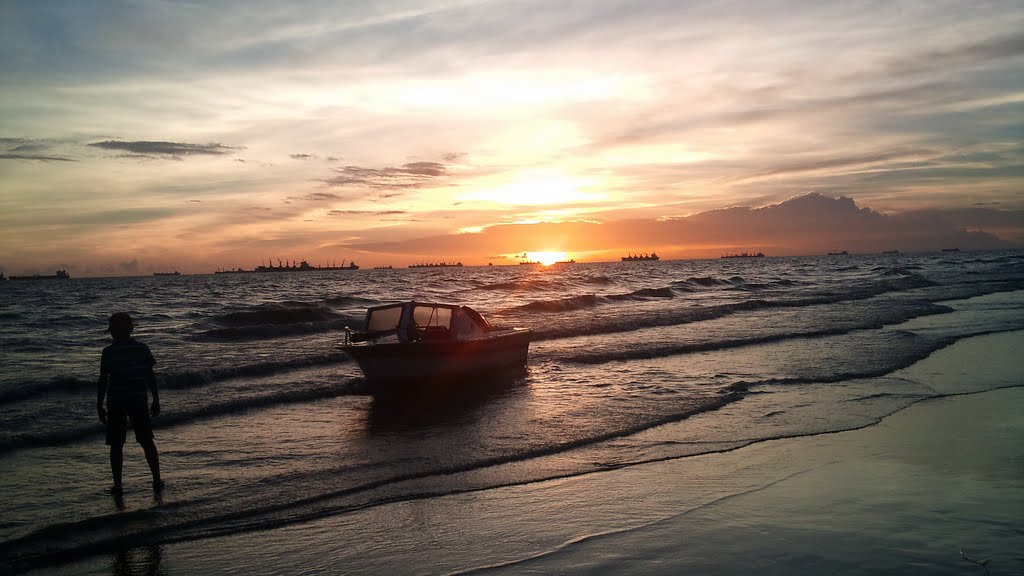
[[37, 330, 1024, 576]]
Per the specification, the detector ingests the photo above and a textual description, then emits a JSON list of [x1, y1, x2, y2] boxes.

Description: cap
[[107, 312, 133, 334]]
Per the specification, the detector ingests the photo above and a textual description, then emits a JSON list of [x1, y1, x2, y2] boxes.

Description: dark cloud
[[327, 209, 407, 216], [290, 153, 317, 160], [88, 140, 241, 157], [0, 153, 76, 162], [348, 193, 1020, 257], [1, 138, 76, 161], [887, 31, 1024, 76], [285, 192, 342, 203], [322, 160, 450, 189]]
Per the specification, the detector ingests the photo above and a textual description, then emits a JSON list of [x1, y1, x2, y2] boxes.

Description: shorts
[[105, 398, 154, 446]]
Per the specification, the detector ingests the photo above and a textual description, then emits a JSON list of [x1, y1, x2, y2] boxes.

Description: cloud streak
[[87, 140, 241, 157]]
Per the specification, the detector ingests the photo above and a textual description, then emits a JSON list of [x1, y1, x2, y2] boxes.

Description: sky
[[1, 0, 1022, 275]]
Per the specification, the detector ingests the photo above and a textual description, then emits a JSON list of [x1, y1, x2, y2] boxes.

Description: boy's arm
[[96, 367, 108, 423], [148, 368, 160, 417]]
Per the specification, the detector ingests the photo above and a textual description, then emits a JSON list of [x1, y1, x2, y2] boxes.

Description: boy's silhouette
[[97, 312, 163, 494]]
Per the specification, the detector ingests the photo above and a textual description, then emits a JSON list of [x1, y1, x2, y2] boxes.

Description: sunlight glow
[[526, 251, 569, 266], [460, 171, 605, 207]]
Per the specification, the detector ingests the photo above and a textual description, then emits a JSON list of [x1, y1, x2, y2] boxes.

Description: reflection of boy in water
[[97, 312, 162, 494]]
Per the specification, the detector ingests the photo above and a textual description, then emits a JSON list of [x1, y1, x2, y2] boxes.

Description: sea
[[1, 250, 1023, 574]]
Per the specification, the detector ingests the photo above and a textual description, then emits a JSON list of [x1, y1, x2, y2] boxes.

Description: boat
[[256, 259, 359, 272], [941, 248, 960, 252], [720, 252, 764, 259], [342, 301, 531, 394], [827, 251, 849, 256], [9, 270, 70, 280], [409, 262, 463, 268], [153, 271, 181, 276], [621, 253, 659, 261], [882, 250, 899, 254], [214, 267, 253, 274]]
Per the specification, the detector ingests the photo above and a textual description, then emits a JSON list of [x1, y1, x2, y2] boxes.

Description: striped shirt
[[101, 338, 156, 403]]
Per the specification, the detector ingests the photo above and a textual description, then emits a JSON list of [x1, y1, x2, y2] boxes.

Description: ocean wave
[[0, 354, 353, 406], [881, 267, 915, 277], [513, 286, 677, 313], [194, 319, 350, 342], [210, 303, 342, 328], [676, 276, 728, 287], [159, 352, 353, 389], [323, 295, 379, 307], [0, 377, 93, 406], [0, 378, 364, 456], [515, 294, 607, 312], [479, 279, 564, 291]]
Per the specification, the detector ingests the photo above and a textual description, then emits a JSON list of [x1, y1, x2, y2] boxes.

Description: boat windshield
[[366, 305, 404, 332], [412, 305, 452, 328]]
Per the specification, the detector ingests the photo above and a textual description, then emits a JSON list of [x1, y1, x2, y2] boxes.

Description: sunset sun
[[527, 251, 569, 266]]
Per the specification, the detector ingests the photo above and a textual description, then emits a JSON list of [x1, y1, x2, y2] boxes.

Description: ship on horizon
[[721, 252, 765, 259], [9, 269, 71, 280], [409, 262, 463, 268], [621, 252, 660, 261], [153, 271, 181, 276], [256, 259, 359, 272]]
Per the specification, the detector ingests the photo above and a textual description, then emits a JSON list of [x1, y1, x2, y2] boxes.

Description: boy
[[97, 312, 163, 494]]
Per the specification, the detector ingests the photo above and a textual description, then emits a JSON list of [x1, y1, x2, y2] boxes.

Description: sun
[[527, 251, 568, 266]]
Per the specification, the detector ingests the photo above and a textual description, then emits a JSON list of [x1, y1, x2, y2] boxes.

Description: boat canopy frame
[[344, 301, 492, 344]]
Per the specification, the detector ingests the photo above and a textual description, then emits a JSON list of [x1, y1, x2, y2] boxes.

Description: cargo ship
[[9, 270, 71, 280]]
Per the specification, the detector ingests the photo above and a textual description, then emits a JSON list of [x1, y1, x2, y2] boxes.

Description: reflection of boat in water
[[153, 271, 181, 276], [342, 301, 531, 395], [10, 270, 70, 280], [827, 251, 849, 256], [256, 259, 358, 272], [621, 252, 659, 261], [721, 252, 764, 259], [409, 262, 463, 268]]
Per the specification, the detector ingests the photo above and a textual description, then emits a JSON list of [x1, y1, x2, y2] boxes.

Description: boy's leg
[[106, 404, 128, 493], [141, 439, 162, 487], [110, 443, 124, 492]]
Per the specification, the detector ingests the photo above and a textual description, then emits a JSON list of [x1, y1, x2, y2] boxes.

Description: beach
[[2, 253, 1022, 574], [40, 330, 1023, 575]]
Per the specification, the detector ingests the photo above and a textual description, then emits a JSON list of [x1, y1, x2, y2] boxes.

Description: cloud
[[0, 153, 76, 162], [87, 140, 241, 157], [290, 153, 318, 160], [348, 193, 1020, 258], [118, 259, 139, 272], [284, 192, 343, 203], [327, 209, 406, 216], [322, 160, 450, 189], [886, 31, 1024, 76], [1, 138, 77, 162]]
